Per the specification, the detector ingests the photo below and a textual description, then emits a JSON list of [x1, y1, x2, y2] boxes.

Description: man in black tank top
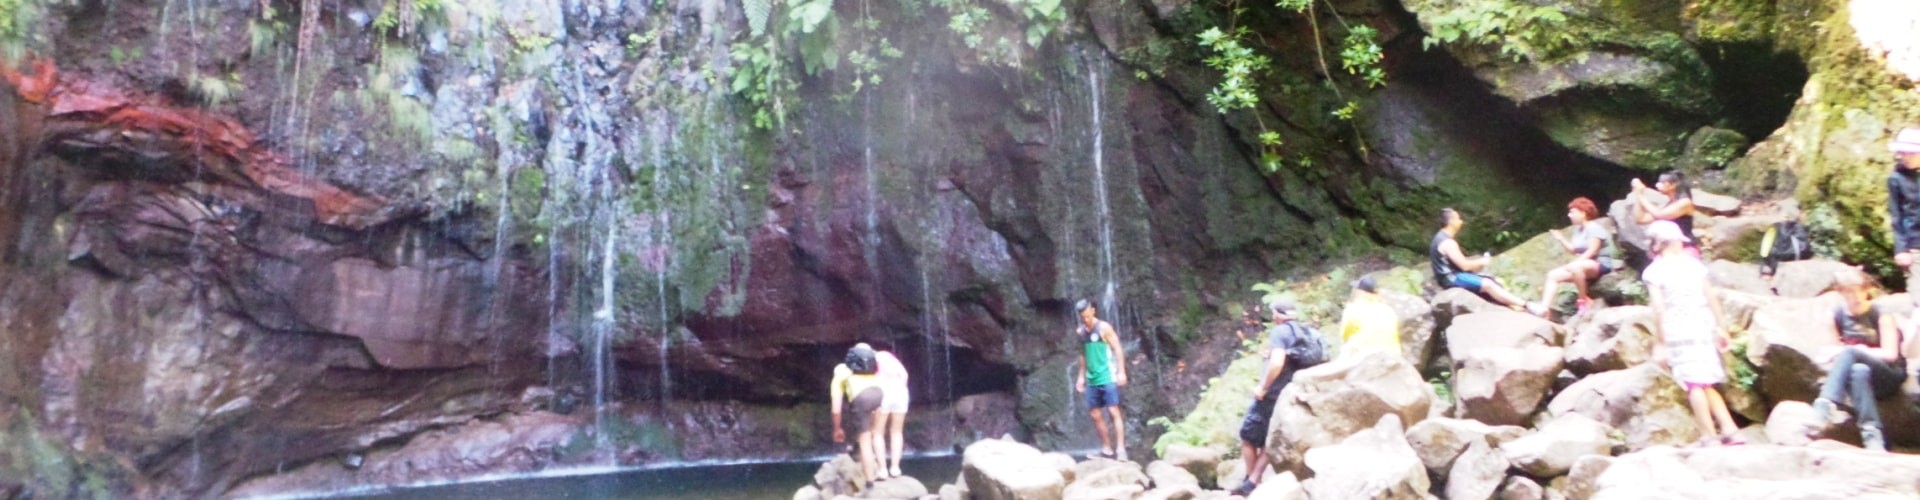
[[1429, 208, 1527, 308]]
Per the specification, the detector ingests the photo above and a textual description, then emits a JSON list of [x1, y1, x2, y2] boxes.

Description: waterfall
[[1087, 59, 1117, 319]]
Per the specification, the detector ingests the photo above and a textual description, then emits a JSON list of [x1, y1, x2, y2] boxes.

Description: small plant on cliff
[[1195, 0, 1384, 171], [1419, 0, 1577, 62]]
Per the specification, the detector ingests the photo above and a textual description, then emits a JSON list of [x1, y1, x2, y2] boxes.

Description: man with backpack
[[830, 343, 887, 488], [1231, 297, 1326, 496], [1888, 127, 1920, 293]]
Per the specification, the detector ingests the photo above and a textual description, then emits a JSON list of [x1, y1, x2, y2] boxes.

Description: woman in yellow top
[[1338, 277, 1401, 359], [831, 343, 887, 488]]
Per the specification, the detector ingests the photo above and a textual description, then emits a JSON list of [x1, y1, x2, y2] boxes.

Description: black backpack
[[1760, 221, 1813, 276], [1278, 323, 1330, 369], [845, 346, 878, 375]]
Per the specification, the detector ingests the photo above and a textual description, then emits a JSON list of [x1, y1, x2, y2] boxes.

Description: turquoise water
[[353, 455, 964, 499]]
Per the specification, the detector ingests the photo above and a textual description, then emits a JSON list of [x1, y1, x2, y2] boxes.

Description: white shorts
[[880, 383, 910, 413]]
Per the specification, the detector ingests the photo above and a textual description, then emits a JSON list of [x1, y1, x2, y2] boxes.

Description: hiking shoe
[[1229, 479, 1257, 497], [1115, 449, 1129, 462], [1863, 425, 1887, 452], [1810, 398, 1835, 426]]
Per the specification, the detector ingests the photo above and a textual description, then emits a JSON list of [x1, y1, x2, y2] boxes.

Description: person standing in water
[[1073, 298, 1129, 461], [873, 343, 910, 478]]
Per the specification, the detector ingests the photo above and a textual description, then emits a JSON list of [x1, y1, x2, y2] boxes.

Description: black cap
[[1351, 275, 1379, 293]]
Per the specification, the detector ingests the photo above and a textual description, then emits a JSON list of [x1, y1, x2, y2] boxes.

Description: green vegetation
[[1149, 336, 1264, 457], [188, 71, 243, 106], [1418, 0, 1577, 62], [1192, 0, 1384, 173]]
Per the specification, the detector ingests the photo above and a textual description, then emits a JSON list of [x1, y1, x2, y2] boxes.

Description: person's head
[[1646, 220, 1690, 253], [1439, 208, 1462, 234], [1074, 298, 1097, 327], [1891, 127, 1920, 170], [1832, 268, 1870, 305], [1567, 197, 1600, 224], [1351, 275, 1379, 298], [1656, 170, 1690, 198], [1266, 297, 1298, 324]]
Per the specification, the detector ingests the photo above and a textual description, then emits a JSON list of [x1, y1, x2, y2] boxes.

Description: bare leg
[[1089, 409, 1113, 455], [886, 411, 906, 476], [1538, 267, 1568, 307], [1570, 260, 1599, 301], [1686, 387, 1716, 445], [1482, 281, 1528, 308], [857, 423, 880, 485], [1704, 388, 1738, 437], [1240, 440, 1262, 485], [1108, 406, 1128, 460]]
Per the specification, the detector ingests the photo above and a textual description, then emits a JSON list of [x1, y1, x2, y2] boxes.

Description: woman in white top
[[1642, 221, 1744, 446], [874, 344, 910, 478]]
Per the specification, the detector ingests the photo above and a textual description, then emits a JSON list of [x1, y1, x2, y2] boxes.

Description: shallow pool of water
[[352, 455, 964, 499]]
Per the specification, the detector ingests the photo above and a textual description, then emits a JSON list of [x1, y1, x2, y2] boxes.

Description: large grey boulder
[[1689, 189, 1742, 216], [1770, 260, 1857, 298], [1433, 288, 1508, 334], [1159, 444, 1220, 490], [1546, 364, 1700, 450], [1266, 351, 1432, 475], [1706, 260, 1771, 296], [1302, 415, 1429, 500], [1498, 413, 1614, 478], [1447, 438, 1509, 500], [1386, 291, 1439, 374], [961, 439, 1066, 500], [811, 454, 866, 498], [1743, 296, 1843, 403], [1561, 455, 1614, 500], [1561, 306, 1655, 376], [1447, 311, 1564, 358], [1586, 445, 1920, 498], [1498, 475, 1546, 500], [861, 477, 930, 499], [1064, 459, 1149, 500], [1404, 417, 1526, 475], [1246, 471, 1305, 500], [1145, 460, 1199, 490], [1455, 345, 1566, 426]]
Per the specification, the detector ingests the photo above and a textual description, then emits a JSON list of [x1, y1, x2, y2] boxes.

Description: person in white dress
[[1642, 220, 1744, 446]]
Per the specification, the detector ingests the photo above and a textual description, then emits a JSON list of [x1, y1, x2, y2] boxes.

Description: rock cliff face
[[0, 0, 1889, 496]]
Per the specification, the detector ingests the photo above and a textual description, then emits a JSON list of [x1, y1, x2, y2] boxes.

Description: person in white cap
[[1888, 127, 1920, 293], [1641, 220, 1743, 446]]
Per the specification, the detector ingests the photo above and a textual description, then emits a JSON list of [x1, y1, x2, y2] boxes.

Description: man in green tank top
[[1074, 299, 1129, 461]]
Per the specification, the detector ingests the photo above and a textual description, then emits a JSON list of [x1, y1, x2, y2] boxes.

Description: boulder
[[1561, 307, 1655, 376], [961, 439, 1066, 500], [1498, 413, 1613, 478], [1770, 259, 1859, 298], [938, 483, 965, 500], [1246, 472, 1305, 500], [1433, 288, 1507, 334], [1706, 260, 1771, 296], [1498, 476, 1545, 500], [1064, 459, 1149, 500], [1446, 311, 1563, 360], [1689, 189, 1742, 217], [1046, 452, 1078, 483], [1585, 445, 1920, 498], [1590, 268, 1647, 307], [1301, 415, 1429, 500], [1455, 345, 1565, 426], [1561, 455, 1613, 500], [1385, 291, 1439, 374], [1146, 461, 1199, 490], [1266, 351, 1433, 475], [794, 484, 821, 500], [1139, 485, 1203, 500], [1743, 296, 1843, 403], [1546, 364, 1701, 450], [814, 454, 867, 498], [1159, 444, 1220, 489], [1213, 459, 1245, 491], [1697, 215, 1787, 262], [1404, 417, 1526, 474], [862, 477, 929, 499], [1447, 438, 1509, 500]]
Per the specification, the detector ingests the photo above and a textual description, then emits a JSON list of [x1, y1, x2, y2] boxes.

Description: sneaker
[[889, 466, 903, 478], [1863, 425, 1887, 452], [1524, 302, 1548, 318], [1229, 479, 1257, 497], [1575, 297, 1593, 316], [1115, 449, 1129, 462], [1810, 398, 1835, 426]]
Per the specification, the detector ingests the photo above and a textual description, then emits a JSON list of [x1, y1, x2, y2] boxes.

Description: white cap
[[1891, 127, 1920, 153]]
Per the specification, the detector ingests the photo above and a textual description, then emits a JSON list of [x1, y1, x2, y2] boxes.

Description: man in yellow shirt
[[1338, 276, 1401, 359]]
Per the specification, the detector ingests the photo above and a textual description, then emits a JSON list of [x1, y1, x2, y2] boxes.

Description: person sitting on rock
[[1232, 298, 1310, 496], [873, 342, 910, 479], [1806, 269, 1908, 452], [1631, 170, 1698, 254], [1528, 197, 1617, 318], [1885, 127, 1920, 294], [1338, 276, 1400, 359], [1643, 220, 1744, 447], [831, 343, 888, 487], [1430, 207, 1528, 309]]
